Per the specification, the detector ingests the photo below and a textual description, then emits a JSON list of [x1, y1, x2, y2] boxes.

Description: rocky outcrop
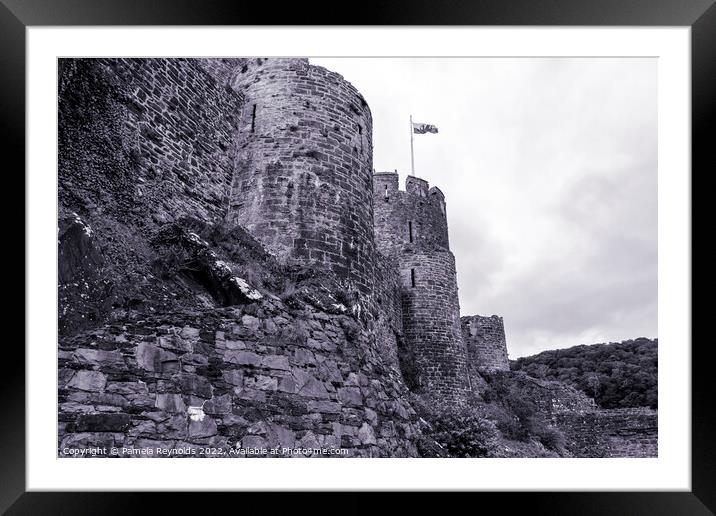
[[58, 212, 115, 335]]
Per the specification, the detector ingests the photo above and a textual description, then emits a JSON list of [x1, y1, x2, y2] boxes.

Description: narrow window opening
[[410, 269, 416, 288], [384, 185, 389, 201], [408, 221, 413, 243], [251, 104, 257, 133]]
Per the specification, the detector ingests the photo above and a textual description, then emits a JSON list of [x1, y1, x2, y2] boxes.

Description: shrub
[[412, 398, 500, 458], [430, 408, 500, 457], [481, 372, 566, 452], [151, 243, 194, 279], [534, 424, 566, 451]]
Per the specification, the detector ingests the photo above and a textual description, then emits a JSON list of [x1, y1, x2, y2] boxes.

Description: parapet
[[374, 171, 399, 197], [428, 186, 445, 202], [428, 187, 446, 216], [373, 171, 450, 254]]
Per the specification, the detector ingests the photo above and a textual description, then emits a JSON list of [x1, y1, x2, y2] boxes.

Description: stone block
[[155, 393, 186, 413], [261, 355, 290, 371], [294, 370, 329, 399], [222, 369, 244, 387], [204, 393, 232, 415], [308, 400, 342, 414], [249, 375, 278, 391], [337, 386, 363, 407], [172, 372, 213, 398], [136, 342, 179, 373], [223, 350, 262, 367], [73, 348, 126, 368], [188, 416, 218, 438], [67, 370, 107, 392], [75, 413, 131, 432], [241, 315, 261, 331]]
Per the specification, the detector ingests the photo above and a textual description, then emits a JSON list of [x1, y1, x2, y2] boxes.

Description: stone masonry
[[202, 58, 375, 296], [59, 300, 420, 457], [461, 315, 510, 375], [59, 58, 244, 228], [58, 57, 655, 457], [373, 171, 469, 402]]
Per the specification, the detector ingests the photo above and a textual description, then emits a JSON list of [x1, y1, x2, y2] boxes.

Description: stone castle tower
[[461, 314, 510, 388], [207, 58, 375, 294], [373, 172, 469, 400], [199, 57, 507, 402]]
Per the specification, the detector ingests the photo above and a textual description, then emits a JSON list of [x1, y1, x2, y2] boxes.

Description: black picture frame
[[4, 0, 712, 512]]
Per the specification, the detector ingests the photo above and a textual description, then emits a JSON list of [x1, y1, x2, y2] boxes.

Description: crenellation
[[405, 175, 430, 197], [373, 171, 400, 197]]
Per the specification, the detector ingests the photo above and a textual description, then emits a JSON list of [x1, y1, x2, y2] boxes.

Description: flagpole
[[409, 114, 415, 176]]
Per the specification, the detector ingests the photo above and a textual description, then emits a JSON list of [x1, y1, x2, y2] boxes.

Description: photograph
[[57, 56, 658, 459]]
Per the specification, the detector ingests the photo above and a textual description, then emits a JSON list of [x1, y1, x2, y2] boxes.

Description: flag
[[412, 122, 438, 134]]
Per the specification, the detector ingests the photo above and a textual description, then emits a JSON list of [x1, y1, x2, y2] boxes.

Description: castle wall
[[374, 253, 404, 336], [461, 315, 510, 374], [212, 58, 375, 295], [58, 299, 421, 458], [553, 408, 658, 457], [59, 58, 244, 227], [374, 172, 468, 401]]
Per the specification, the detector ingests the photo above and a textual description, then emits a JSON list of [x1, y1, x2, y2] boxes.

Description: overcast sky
[[312, 58, 657, 358]]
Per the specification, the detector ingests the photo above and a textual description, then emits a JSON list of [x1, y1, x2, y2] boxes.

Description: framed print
[[6, 0, 713, 512]]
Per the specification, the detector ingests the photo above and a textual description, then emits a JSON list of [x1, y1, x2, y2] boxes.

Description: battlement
[[372, 170, 467, 401], [428, 186, 445, 201], [373, 171, 450, 256], [374, 171, 400, 196], [406, 175, 429, 197]]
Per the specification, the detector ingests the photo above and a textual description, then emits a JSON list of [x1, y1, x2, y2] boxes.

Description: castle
[[57, 57, 656, 458], [199, 57, 510, 402]]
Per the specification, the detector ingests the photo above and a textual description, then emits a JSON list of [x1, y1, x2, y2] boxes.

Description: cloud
[[312, 57, 657, 357]]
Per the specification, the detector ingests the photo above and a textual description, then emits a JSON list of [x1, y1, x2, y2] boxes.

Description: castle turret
[[374, 173, 468, 402], [208, 58, 375, 294], [461, 315, 510, 385]]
